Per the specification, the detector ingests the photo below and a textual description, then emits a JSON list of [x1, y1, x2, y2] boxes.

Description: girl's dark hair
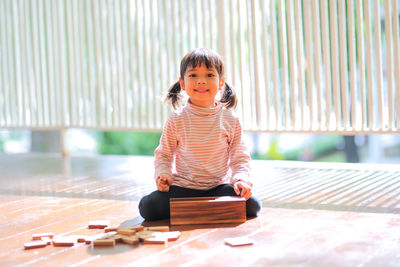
[[165, 48, 237, 109]]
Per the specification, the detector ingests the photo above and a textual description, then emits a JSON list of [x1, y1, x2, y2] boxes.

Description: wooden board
[[170, 196, 246, 225]]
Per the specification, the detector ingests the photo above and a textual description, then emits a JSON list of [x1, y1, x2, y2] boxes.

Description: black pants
[[138, 184, 261, 221]]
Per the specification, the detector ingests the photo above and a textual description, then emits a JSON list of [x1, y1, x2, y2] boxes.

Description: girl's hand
[[233, 181, 252, 200], [157, 175, 172, 192]]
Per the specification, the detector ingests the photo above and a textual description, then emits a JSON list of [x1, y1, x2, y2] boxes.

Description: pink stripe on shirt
[[154, 100, 251, 190]]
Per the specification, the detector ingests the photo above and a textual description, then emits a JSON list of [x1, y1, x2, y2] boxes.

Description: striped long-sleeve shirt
[[154, 100, 252, 190]]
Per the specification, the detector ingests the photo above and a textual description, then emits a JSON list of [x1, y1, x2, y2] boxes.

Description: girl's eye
[[189, 74, 197, 77], [207, 74, 215, 77]]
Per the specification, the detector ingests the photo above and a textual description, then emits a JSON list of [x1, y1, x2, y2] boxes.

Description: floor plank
[[1, 154, 400, 266]]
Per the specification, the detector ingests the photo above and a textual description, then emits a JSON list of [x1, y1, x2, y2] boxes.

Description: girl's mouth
[[194, 88, 208, 93]]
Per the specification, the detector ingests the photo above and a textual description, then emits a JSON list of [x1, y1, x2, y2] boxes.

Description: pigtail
[[220, 82, 237, 109], [165, 80, 183, 109]]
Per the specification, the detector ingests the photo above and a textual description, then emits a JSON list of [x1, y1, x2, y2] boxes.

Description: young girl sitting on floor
[[139, 48, 261, 220]]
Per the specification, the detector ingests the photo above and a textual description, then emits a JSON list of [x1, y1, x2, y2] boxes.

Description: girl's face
[[179, 63, 225, 108]]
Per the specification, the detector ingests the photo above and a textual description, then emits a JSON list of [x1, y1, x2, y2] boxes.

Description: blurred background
[[1, 1, 399, 164], [1, 129, 399, 164]]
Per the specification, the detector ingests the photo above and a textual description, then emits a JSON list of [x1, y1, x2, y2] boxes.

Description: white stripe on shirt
[[154, 101, 251, 190]]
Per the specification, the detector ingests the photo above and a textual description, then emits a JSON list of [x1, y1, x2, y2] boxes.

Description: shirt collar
[[185, 100, 223, 116]]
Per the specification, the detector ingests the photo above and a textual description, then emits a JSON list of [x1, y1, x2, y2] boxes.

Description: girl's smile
[[194, 88, 208, 93], [179, 64, 225, 108]]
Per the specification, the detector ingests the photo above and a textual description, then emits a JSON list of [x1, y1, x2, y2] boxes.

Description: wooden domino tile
[[224, 236, 253, 247], [52, 237, 76, 247], [104, 231, 118, 238], [117, 228, 136, 236], [24, 240, 48, 250], [142, 232, 168, 244], [141, 231, 181, 243], [32, 232, 54, 240], [129, 226, 145, 231], [93, 239, 116, 247], [104, 226, 118, 233], [121, 236, 140, 245], [164, 231, 181, 241], [41, 237, 52, 245], [74, 235, 89, 243], [136, 230, 155, 241], [88, 220, 110, 229], [145, 226, 170, 232], [85, 233, 109, 244], [109, 234, 123, 243]]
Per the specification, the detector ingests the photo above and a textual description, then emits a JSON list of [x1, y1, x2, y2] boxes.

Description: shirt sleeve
[[154, 114, 177, 182], [229, 117, 253, 187]]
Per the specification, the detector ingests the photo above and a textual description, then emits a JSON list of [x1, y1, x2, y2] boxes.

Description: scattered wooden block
[[104, 226, 118, 233], [129, 225, 144, 231], [109, 234, 123, 243], [164, 231, 181, 241], [85, 233, 109, 244], [93, 239, 115, 247], [24, 240, 47, 250], [52, 237, 76, 247], [104, 231, 118, 238], [142, 232, 168, 244], [41, 237, 52, 245], [86, 236, 101, 244], [170, 196, 246, 225], [145, 226, 169, 232], [121, 236, 140, 245], [224, 236, 253, 247], [141, 231, 180, 243], [75, 236, 89, 243], [32, 232, 54, 240], [23, 223, 181, 250], [117, 228, 136, 236], [136, 230, 155, 241], [88, 220, 110, 229], [68, 235, 88, 243]]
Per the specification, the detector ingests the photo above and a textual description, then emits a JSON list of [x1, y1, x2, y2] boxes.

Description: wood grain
[[1, 154, 400, 266], [170, 196, 246, 225]]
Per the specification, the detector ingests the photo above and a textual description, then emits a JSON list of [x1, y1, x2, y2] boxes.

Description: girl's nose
[[197, 78, 206, 84]]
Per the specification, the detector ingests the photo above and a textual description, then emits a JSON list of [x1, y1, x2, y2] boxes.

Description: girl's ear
[[219, 77, 226, 90], [179, 77, 185, 90]]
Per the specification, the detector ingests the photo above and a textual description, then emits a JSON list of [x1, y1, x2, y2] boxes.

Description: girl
[[139, 48, 261, 220]]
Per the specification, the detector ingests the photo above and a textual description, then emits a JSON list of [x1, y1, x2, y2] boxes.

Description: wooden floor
[[1, 154, 400, 267]]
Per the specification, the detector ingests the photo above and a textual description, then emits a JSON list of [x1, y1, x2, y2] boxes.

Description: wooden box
[[170, 196, 246, 225]]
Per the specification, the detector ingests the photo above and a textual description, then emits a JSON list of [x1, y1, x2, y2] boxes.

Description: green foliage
[[266, 138, 285, 160], [286, 135, 342, 161], [316, 152, 347, 163], [260, 134, 342, 161], [97, 131, 161, 155], [311, 135, 342, 157]]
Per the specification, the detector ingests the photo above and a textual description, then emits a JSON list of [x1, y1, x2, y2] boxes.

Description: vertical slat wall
[[0, 0, 399, 133]]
